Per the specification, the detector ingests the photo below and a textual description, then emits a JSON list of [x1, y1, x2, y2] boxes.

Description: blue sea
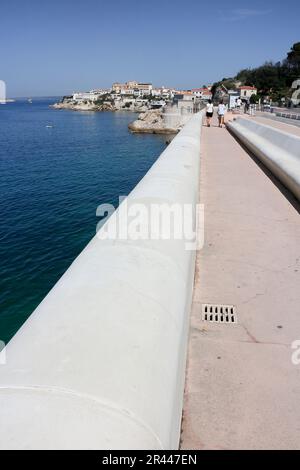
[[0, 98, 167, 344]]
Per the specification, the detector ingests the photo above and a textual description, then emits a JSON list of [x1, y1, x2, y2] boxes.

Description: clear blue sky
[[2, 0, 299, 97]]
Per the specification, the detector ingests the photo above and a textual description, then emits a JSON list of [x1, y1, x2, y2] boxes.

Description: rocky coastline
[[50, 100, 115, 112], [51, 98, 183, 134], [50, 96, 148, 113]]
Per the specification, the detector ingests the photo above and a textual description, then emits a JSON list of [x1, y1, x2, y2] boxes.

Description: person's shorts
[[206, 112, 213, 118]]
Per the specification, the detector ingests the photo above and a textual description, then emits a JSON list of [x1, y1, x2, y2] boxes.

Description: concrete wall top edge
[[0, 111, 204, 450]]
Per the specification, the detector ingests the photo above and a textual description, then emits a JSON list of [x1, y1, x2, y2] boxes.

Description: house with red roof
[[191, 88, 212, 100], [239, 86, 257, 99]]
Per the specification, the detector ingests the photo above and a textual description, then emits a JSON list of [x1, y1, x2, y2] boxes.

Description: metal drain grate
[[202, 304, 237, 324]]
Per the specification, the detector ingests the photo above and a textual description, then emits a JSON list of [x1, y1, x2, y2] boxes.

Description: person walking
[[236, 97, 242, 110], [217, 100, 226, 128], [206, 99, 214, 127]]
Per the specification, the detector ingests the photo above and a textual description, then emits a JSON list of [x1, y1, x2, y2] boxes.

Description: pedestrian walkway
[[181, 115, 300, 449]]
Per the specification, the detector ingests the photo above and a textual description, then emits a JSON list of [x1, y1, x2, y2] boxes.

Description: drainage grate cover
[[202, 304, 237, 324]]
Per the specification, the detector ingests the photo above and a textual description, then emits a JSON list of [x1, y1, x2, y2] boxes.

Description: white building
[[120, 88, 135, 96], [73, 92, 99, 102], [90, 89, 110, 95], [239, 86, 257, 99], [112, 81, 153, 96], [151, 88, 163, 97], [202, 90, 212, 101], [191, 88, 212, 100], [152, 87, 174, 99], [191, 88, 203, 98], [72, 90, 109, 102]]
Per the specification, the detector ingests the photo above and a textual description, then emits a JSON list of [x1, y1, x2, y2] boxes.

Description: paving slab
[[181, 115, 300, 450]]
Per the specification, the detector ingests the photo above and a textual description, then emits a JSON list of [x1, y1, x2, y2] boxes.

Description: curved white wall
[[227, 118, 300, 201], [0, 111, 204, 449]]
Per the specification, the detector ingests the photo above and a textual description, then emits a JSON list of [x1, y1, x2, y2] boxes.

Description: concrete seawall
[[227, 118, 300, 201], [0, 111, 204, 449]]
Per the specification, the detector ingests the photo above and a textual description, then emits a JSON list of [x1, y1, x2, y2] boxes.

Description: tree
[[286, 42, 300, 70], [212, 43, 300, 103], [250, 93, 259, 104], [236, 68, 253, 84], [282, 42, 300, 85]]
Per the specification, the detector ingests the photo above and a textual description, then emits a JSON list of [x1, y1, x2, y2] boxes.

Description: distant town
[[58, 81, 213, 113], [70, 80, 214, 104], [58, 80, 259, 113]]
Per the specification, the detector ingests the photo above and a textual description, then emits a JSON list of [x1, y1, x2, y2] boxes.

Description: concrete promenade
[[181, 114, 300, 449]]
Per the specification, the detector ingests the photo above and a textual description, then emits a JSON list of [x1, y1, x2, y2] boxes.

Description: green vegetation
[[212, 42, 300, 103]]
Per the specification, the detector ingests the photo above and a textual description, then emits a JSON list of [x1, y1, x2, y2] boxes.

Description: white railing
[[0, 111, 204, 450]]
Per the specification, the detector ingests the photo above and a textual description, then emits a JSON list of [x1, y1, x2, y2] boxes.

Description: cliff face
[[128, 110, 179, 134]]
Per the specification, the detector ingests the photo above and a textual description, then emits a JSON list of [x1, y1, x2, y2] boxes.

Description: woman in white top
[[217, 100, 226, 128], [206, 100, 214, 127]]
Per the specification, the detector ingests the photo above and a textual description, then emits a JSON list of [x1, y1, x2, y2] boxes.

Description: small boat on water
[[45, 125, 53, 128], [28, 98, 32, 103]]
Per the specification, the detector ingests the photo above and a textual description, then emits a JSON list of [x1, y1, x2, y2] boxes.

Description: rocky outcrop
[[50, 100, 114, 112], [128, 110, 178, 134], [51, 99, 150, 113]]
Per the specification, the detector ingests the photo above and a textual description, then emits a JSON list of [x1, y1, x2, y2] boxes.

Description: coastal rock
[[50, 99, 149, 113], [128, 110, 178, 134], [50, 100, 114, 112]]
